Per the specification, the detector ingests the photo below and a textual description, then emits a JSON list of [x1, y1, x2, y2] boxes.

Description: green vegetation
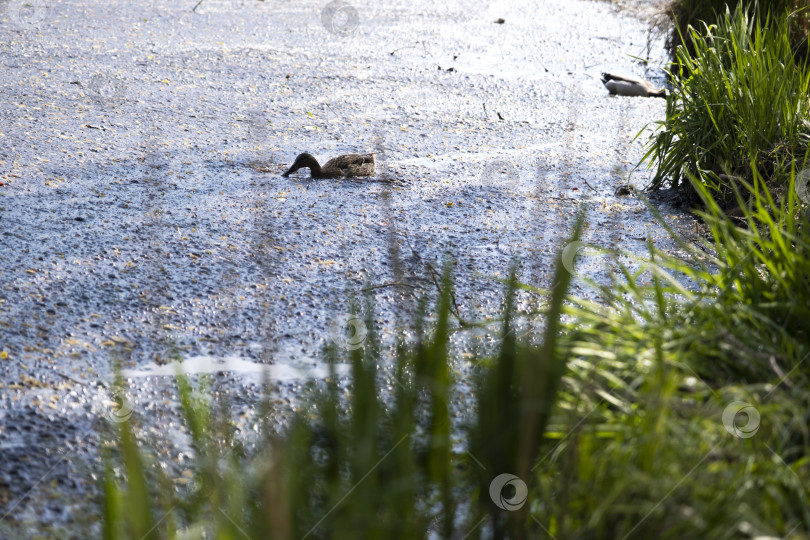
[[99, 175, 810, 537], [662, 0, 810, 62], [644, 6, 810, 204]]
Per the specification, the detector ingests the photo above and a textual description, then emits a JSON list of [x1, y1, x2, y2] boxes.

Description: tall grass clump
[[515, 168, 810, 538], [660, 0, 810, 63], [632, 166, 810, 383], [644, 6, 810, 204]]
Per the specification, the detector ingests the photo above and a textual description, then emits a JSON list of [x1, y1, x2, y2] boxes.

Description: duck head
[[281, 152, 321, 177]]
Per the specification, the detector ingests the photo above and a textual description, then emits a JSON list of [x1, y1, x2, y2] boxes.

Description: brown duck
[[281, 152, 376, 178], [602, 72, 665, 98]]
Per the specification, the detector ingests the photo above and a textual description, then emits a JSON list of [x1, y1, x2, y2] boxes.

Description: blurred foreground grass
[[100, 172, 810, 537]]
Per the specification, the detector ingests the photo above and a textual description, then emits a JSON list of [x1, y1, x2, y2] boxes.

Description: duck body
[[602, 72, 665, 98], [281, 152, 376, 178]]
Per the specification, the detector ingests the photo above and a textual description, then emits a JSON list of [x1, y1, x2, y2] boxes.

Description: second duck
[[601, 72, 665, 98]]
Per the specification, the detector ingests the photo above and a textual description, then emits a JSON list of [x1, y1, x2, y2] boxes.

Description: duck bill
[[280, 166, 296, 177]]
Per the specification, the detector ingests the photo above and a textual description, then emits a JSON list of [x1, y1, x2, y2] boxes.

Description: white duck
[[602, 72, 665, 98]]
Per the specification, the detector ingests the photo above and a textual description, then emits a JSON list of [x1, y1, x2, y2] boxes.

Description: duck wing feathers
[[322, 153, 376, 177]]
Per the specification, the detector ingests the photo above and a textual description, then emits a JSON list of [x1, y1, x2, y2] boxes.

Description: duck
[[601, 72, 665, 98], [280, 152, 376, 178]]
